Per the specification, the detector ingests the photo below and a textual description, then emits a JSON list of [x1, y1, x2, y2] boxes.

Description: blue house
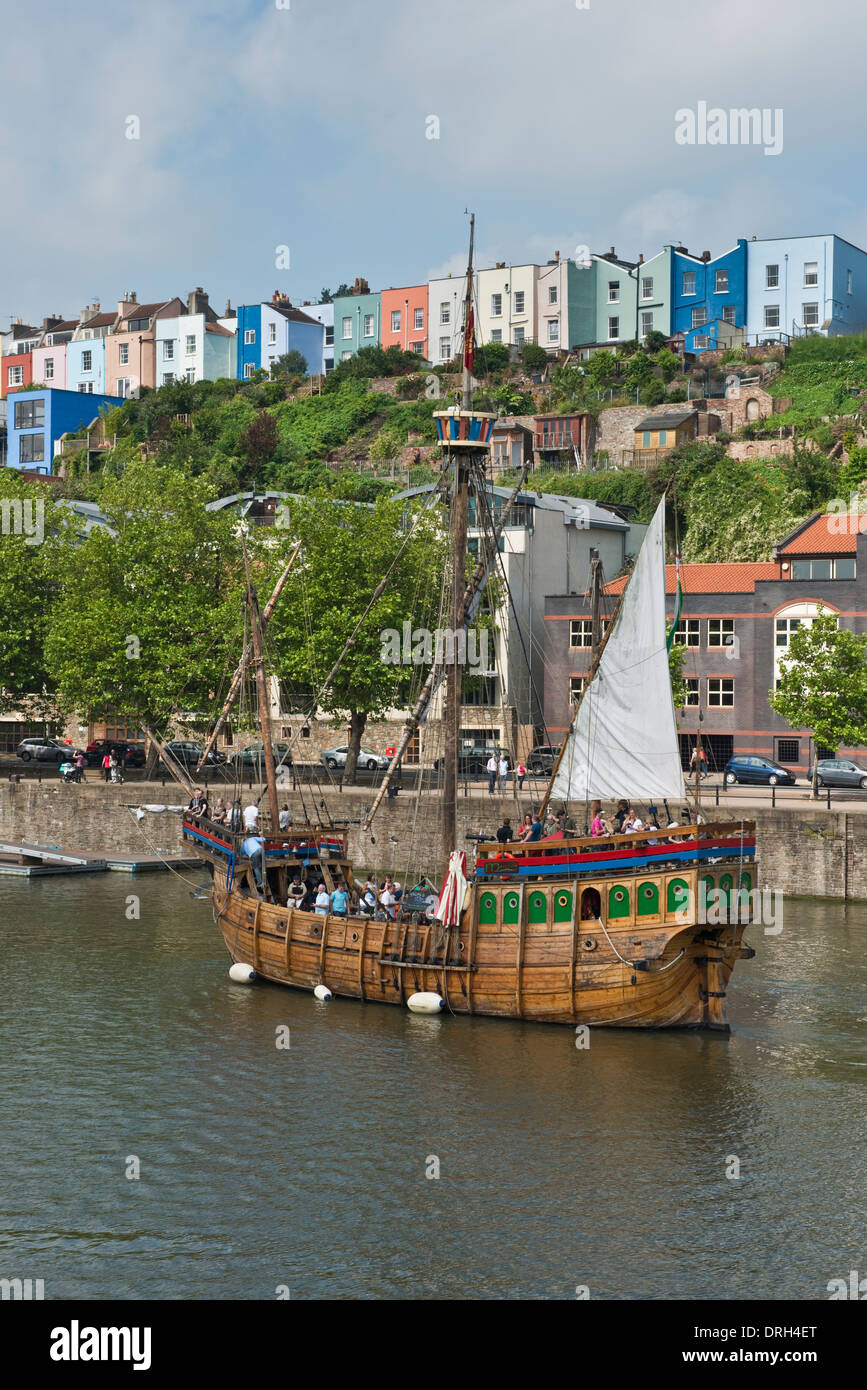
[[745, 234, 867, 341], [5, 387, 124, 474], [671, 239, 748, 350], [235, 294, 326, 379]]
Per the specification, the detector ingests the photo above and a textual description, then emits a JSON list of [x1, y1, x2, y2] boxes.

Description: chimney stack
[[187, 287, 209, 316], [701, 250, 711, 262]]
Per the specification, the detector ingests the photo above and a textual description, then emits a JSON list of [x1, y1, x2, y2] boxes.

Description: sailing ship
[[175, 217, 756, 1030]]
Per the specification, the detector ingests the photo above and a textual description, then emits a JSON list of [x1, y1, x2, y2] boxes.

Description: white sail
[[550, 497, 685, 804]]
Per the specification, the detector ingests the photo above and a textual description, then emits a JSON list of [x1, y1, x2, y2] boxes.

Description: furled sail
[[550, 496, 685, 803]]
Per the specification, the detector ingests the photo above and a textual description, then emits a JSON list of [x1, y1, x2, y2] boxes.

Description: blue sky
[[2, 0, 865, 324]]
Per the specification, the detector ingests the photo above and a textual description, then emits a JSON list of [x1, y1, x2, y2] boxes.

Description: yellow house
[[633, 408, 698, 454]]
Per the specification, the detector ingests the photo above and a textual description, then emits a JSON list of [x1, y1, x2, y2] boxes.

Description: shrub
[[520, 342, 549, 371]]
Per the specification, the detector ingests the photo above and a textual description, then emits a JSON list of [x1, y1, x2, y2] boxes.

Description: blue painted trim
[[478, 844, 755, 878]]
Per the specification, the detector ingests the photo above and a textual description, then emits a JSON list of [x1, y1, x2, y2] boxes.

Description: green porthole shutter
[[479, 892, 497, 925], [608, 885, 630, 919], [503, 892, 520, 925], [554, 890, 573, 923], [667, 878, 690, 914], [637, 881, 660, 916], [528, 891, 548, 924]]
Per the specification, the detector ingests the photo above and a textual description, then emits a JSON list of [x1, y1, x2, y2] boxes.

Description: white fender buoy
[[313, 984, 332, 1001], [407, 992, 445, 1014], [228, 963, 256, 984]]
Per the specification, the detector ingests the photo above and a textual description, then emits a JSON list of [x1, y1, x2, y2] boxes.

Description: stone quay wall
[[0, 782, 865, 899]]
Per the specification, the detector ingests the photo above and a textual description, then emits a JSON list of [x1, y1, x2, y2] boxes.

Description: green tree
[[655, 347, 680, 383], [44, 461, 245, 769], [273, 349, 308, 377], [645, 330, 669, 353], [520, 342, 548, 371], [667, 637, 690, 711], [770, 606, 867, 796], [625, 351, 654, 390], [642, 379, 666, 406], [265, 494, 444, 784], [476, 341, 511, 372], [585, 350, 617, 390], [239, 410, 279, 473]]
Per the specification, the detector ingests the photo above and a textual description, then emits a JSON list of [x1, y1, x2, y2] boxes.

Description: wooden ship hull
[[185, 818, 757, 1030]]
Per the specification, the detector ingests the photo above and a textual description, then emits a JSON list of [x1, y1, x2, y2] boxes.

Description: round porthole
[[458, 941, 464, 952], [351, 932, 358, 942], [505, 894, 518, 910], [557, 893, 569, 907], [584, 937, 598, 951], [613, 890, 625, 903], [642, 886, 655, 900]]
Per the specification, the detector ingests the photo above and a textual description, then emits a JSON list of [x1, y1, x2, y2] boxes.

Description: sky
[[2, 0, 866, 325]]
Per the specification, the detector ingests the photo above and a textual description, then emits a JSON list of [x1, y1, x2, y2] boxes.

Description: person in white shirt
[[278, 805, 290, 831], [498, 755, 509, 791], [243, 802, 260, 832], [486, 754, 498, 795], [379, 886, 397, 918], [314, 885, 330, 914]]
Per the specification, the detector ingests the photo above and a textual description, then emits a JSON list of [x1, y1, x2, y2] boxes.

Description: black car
[[724, 755, 796, 787], [16, 737, 75, 763], [527, 744, 561, 775], [85, 739, 147, 768], [807, 757, 867, 789]]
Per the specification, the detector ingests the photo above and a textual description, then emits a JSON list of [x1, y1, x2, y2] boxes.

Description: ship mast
[[243, 540, 282, 839], [441, 215, 476, 867]]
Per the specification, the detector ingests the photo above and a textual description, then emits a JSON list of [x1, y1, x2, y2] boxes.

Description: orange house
[[380, 284, 428, 359]]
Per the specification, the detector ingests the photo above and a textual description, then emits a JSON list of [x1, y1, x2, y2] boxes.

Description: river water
[[0, 873, 864, 1300]]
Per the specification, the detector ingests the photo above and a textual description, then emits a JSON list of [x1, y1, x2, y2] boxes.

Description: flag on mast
[[464, 305, 475, 373], [666, 540, 683, 652]]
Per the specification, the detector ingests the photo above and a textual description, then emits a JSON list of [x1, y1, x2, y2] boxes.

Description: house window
[[127, 318, 148, 332], [658, 430, 668, 445], [775, 616, 810, 646], [342, 317, 352, 340], [682, 270, 696, 295], [803, 303, 819, 327], [691, 306, 707, 328], [185, 368, 195, 383], [707, 677, 734, 707], [14, 399, 44, 428], [8, 365, 23, 387], [186, 334, 197, 354], [694, 336, 709, 350], [491, 294, 502, 317], [766, 264, 779, 289], [414, 307, 424, 330], [243, 364, 254, 379], [548, 285, 558, 304], [684, 677, 700, 707], [672, 619, 698, 647], [163, 340, 174, 360], [642, 431, 651, 447], [440, 303, 450, 325], [569, 676, 585, 703], [777, 738, 800, 764], [119, 343, 129, 365], [608, 281, 620, 303], [19, 434, 45, 463], [325, 326, 334, 345], [341, 351, 352, 362], [162, 372, 174, 385], [411, 341, 424, 354], [570, 619, 594, 647], [764, 305, 780, 329], [244, 329, 256, 345], [490, 329, 502, 342], [82, 350, 92, 371], [547, 320, 559, 342], [608, 316, 619, 339], [722, 305, 736, 325], [804, 261, 818, 286], [513, 326, 525, 345], [267, 323, 276, 345], [641, 277, 653, 299], [708, 618, 734, 647], [847, 270, 853, 295], [117, 378, 131, 397], [439, 336, 450, 358], [514, 290, 525, 314], [391, 310, 401, 333], [791, 558, 855, 580], [641, 311, 653, 338], [363, 314, 374, 337], [403, 729, 420, 764], [714, 269, 729, 293]]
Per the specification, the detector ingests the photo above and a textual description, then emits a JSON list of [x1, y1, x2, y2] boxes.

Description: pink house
[[105, 294, 185, 398]]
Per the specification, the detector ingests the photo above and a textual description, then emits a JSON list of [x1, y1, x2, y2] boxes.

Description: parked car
[[84, 739, 147, 768], [807, 757, 867, 789], [724, 755, 796, 787], [527, 744, 561, 775], [162, 740, 227, 768], [321, 745, 389, 772], [229, 742, 293, 769], [16, 736, 75, 763], [433, 745, 513, 775]]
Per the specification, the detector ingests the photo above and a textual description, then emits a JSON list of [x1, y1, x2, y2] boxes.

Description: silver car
[[808, 757, 867, 789], [321, 745, 389, 772]]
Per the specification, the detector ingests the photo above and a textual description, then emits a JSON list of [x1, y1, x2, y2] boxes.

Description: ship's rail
[[475, 820, 756, 880], [181, 817, 349, 864]]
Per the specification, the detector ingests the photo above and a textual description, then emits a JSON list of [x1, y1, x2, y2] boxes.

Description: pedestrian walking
[[516, 762, 526, 790], [101, 751, 112, 783], [498, 753, 509, 792], [486, 753, 498, 795]]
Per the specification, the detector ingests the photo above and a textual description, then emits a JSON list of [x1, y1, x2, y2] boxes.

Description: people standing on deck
[[486, 753, 498, 795], [591, 806, 610, 837], [314, 883, 330, 914], [623, 807, 643, 833], [243, 800, 260, 832], [498, 753, 509, 792], [496, 816, 513, 843], [611, 800, 629, 833], [379, 882, 397, 918], [211, 798, 227, 826], [279, 805, 291, 831], [187, 787, 208, 820], [519, 811, 543, 842], [383, 873, 402, 901], [229, 800, 243, 832], [287, 876, 306, 910], [330, 881, 349, 918]]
